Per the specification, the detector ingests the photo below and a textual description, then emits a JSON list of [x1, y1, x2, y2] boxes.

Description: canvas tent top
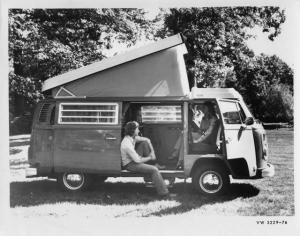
[[42, 34, 190, 98]]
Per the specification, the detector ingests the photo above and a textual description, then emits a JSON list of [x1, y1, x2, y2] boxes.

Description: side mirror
[[244, 117, 254, 126]]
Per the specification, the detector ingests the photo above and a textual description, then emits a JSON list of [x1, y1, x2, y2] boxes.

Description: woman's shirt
[[198, 115, 218, 144], [120, 135, 141, 167]]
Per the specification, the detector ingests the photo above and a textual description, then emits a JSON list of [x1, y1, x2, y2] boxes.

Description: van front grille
[[38, 103, 51, 122]]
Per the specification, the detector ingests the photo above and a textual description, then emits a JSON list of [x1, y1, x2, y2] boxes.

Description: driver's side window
[[218, 101, 242, 125]]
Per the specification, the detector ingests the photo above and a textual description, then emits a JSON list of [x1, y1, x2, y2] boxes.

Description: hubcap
[[63, 173, 85, 190], [199, 171, 223, 194]]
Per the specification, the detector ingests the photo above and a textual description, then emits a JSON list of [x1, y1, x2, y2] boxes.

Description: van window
[[219, 101, 242, 124], [141, 105, 181, 123], [58, 103, 119, 125]]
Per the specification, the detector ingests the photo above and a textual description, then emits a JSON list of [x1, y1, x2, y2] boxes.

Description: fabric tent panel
[[52, 46, 189, 98]]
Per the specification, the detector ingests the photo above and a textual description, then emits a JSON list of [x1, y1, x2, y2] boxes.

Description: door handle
[[105, 137, 117, 140], [225, 137, 232, 144], [105, 134, 117, 140]]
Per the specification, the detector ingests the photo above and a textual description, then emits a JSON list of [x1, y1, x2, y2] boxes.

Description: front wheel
[[192, 165, 229, 196], [57, 172, 92, 192]]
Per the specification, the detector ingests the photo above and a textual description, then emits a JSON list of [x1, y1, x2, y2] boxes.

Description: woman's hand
[[150, 152, 156, 161]]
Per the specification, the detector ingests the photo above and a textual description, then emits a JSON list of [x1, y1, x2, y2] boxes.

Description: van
[[26, 34, 274, 196], [26, 87, 274, 195]]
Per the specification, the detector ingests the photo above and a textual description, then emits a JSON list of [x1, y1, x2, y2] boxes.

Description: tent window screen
[[58, 103, 118, 124], [141, 105, 182, 123]]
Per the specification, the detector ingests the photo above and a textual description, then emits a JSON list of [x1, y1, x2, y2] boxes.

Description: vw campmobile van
[[26, 34, 274, 196]]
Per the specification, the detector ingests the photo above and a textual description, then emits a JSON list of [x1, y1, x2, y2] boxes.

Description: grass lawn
[[9, 128, 294, 220]]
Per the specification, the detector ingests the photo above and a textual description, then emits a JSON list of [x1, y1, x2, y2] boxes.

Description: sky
[[246, 5, 296, 68]]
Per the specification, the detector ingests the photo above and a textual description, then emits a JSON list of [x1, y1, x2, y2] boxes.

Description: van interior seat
[[189, 118, 221, 154]]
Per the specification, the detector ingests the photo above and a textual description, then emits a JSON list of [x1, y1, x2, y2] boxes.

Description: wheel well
[[190, 158, 230, 177], [227, 158, 250, 178]]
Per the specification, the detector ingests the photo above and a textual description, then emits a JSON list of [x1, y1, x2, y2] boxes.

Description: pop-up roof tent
[[42, 34, 190, 98]]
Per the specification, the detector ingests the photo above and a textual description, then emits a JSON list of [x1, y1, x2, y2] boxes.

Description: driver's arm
[[194, 117, 217, 143]]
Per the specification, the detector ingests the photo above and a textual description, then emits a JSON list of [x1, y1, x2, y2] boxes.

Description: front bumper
[[260, 163, 275, 178]]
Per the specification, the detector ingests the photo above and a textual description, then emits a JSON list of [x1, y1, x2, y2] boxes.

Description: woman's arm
[[135, 136, 157, 159], [135, 136, 149, 143], [194, 117, 217, 143], [123, 145, 154, 163]]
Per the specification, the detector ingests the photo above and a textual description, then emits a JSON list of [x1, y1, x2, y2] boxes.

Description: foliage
[[9, 8, 154, 111], [265, 84, 293, 122], [9, 7, 294, 125], [158, 7, 293, 122], [232, 54, 293, 121], [157, 7, 286, 88]]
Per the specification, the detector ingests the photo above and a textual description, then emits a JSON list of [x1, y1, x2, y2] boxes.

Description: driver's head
[[202, 102, 215, 116]]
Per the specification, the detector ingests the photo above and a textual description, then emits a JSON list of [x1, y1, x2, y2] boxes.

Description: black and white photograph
[[1, 0, 299, 235]]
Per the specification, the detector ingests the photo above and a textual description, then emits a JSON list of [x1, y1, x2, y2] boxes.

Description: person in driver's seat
[[191, 101, 219, 153]]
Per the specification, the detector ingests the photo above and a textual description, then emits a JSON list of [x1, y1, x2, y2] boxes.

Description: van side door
[[217, 99, 257, 177], [53, 102, 122, 174]]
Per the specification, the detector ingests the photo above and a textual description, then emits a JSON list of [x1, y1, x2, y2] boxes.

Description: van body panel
[[52, 101, 122, 174], [223, 127, 256, 176], [53, 126, 121, 173], [28, 88, 274, 183], [184, 154, 225, 176], [217, 99, 257, 177], [28, 102, 55, 174], [31, 126, 54, 174]]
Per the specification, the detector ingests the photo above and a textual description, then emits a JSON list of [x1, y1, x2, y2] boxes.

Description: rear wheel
[[57, 172, 92, 192], [192, 165, 229, 196]]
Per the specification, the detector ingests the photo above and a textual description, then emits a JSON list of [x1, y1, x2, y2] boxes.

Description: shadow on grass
[[10, 179, 259, 216]]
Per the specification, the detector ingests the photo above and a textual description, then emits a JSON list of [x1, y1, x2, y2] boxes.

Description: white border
[[1, 1, 299, 236]]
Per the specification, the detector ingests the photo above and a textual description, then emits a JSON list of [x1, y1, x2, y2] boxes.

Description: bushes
[[10, 112, 33, 135], [260, 84, 293, 123], [233, 54, 293, 123]]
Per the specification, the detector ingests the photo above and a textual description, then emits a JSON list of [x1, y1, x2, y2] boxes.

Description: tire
[[57, 172, 92, 192], [192, 165, 229, 196]]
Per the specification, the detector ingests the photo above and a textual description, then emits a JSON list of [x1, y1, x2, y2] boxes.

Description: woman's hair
[[124, 121, 138, 136], [203, 101, 216, 117]]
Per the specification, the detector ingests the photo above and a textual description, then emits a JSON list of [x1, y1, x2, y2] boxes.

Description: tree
[[9, 8, 154, 117], [157, 7, 286, 88], [264, 84, 293, 122], [233, 54, 293, 121], [157, 7, 293, 122]]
